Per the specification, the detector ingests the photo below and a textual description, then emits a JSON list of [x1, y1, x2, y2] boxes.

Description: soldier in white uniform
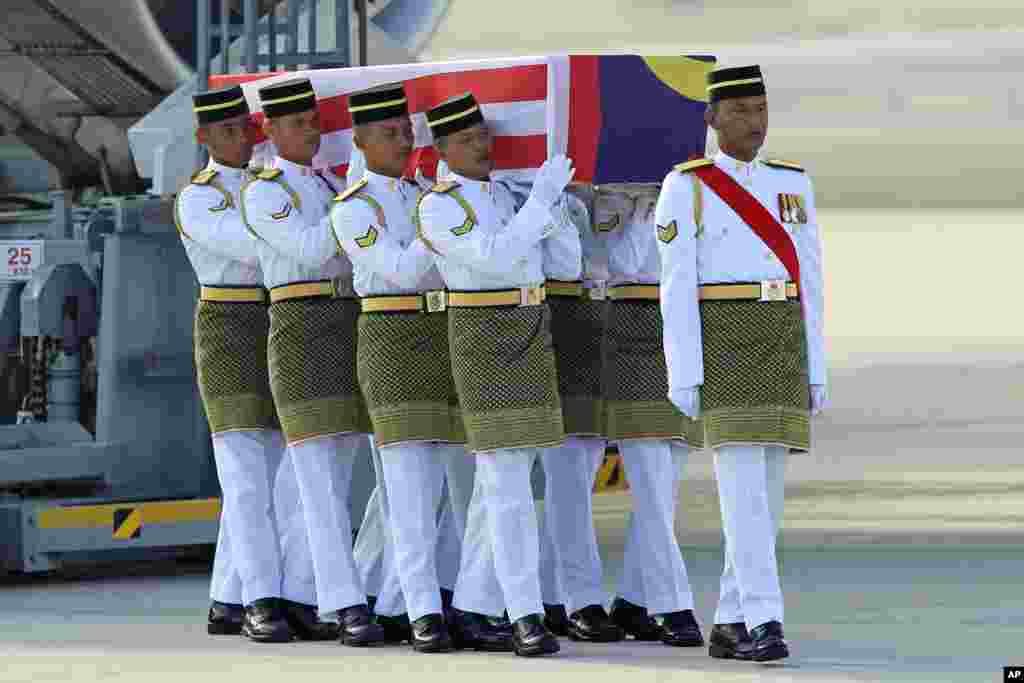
[[240, 77, 385, 646], [593, 183, 705, 648], [417, 92, 580, 657], [535, 185, 623, 642], [656, 65, 828, 662], [330, 83, 501, 653], [176, 86, 332, 643]]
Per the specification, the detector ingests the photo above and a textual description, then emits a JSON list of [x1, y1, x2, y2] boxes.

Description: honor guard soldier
[[417, 92, 581, 657], [656, 65, 828, 662], [593, 183, 705, 647], [330, 83, 477, 653], [177, 86, 331, 643], [536, 185, 624, 642], [241, 77, 386, 646]]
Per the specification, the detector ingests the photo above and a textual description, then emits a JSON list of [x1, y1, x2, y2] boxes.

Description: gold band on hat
[[707, 77, 764, 91], [194, 96, 247, 113], [261, 90, 316, 106], [427, 105, 481, 128], [349, 97, 408, 113]]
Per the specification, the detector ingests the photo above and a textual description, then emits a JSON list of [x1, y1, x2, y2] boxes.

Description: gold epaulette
[[762, 158, 805, 173], [191, 169, 219, 185], [430, 180, 461, 194], [673, 158, 713, 174], [333, 178, 368, 203], [256, 168, 284, 181]]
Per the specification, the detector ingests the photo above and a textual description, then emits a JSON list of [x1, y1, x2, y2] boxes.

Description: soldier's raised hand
[[530, 154, 576, 207]]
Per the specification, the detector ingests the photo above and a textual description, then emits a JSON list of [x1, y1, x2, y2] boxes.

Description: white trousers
[[353, 438, 405, 616], [209, 506, 242, 604], [537, 437, 607, 613], [289, 432, 366, 614], [210, 429, 285, 604], [380, 443, 461, 621], [617, 442, 687, 607], [435, 449, 476, 592], [617, 439, 695, 615], [210, 431, 316, 606], [714, 445, 787, 629], [276, 455, 317, 606], [453, 464, 504, 617], [456, 449, 543, 622], [357, 440, 475, 617]]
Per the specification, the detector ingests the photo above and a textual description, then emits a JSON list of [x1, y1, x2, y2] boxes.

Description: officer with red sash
[[655, 65, 828, 663]]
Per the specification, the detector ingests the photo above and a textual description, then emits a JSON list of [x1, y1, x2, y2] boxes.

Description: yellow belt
[[269, 279, 353, 304], [446, 286, 546, 308], [199, 286, 267, 304], [359, 292, 451, 314], [544, 280, 585, 298], [699, 282, 799, 301], [606, 282, 799, 302], [608, 284, 660, 300]]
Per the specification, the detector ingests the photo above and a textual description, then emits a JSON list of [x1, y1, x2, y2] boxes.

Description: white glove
[[413, 167, 434, 192], [530, 154, 575, 207], [669, 386, 700, 419], [810, 384, 827, 416]]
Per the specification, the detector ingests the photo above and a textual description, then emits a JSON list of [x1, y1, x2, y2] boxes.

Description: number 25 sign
[[1, 241, 44, 281]]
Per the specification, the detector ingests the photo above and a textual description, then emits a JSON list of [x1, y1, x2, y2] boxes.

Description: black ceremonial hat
[[258, 77, 317, 118], [348, 83, 409, 125], [425, 92, 485, 139], [707, 65, 766, 102], [193, 85, 250, 125]]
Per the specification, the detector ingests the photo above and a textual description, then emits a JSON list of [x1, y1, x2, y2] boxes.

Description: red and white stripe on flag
[[210, 56, 571, 182]]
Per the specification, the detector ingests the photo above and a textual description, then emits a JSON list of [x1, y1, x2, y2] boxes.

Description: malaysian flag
[[211, 54, 715, 185]]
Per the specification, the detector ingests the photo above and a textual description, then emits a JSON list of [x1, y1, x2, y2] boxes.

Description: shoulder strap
[[762, 158, 805, 173], [175, 173, 235, 241], [244, 169, 302, 211], [334, 178, 368, 203], [692, 164, 801, 283], [674, 158, 714, 174]]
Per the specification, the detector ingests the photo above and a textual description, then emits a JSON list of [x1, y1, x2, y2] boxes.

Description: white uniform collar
[[363, 169, 414, 194], [272, 156, 317, 177], [206, 157, 247, 181], [450, 171, 495, 194], [715, 149, 761, 180]]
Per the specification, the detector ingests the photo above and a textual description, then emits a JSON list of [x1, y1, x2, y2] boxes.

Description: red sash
[[693, 164, 801, 284]]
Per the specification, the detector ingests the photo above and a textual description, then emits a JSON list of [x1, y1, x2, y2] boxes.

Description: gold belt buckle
[[587, 280, 607, 301], [425, 290, 447, 313], [519, 286, 543, 307], [760, 279, 787, 302]]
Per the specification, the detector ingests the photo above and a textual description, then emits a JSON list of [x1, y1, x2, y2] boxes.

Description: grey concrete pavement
[[1, 501, 1018, 683]]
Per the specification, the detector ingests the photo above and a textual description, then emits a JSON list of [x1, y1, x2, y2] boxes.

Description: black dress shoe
[[338, 604, 387, 646], [208, 601, 244, 635], [708, 622, 754, 660], [542, 603, 569, 637], [653, 609, 705, 647], [242, 598, 292, 643], [487, 611, 513, 635], [609, 597, 662, 641], [448, 608, 514, 652], [411, 614, 454, 653], [568, 604, 625, 642], [280, 600, 338, 641], [749, 620, 789, 662], [377, 613, 412, 644], [512, 614, 560, 657]]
